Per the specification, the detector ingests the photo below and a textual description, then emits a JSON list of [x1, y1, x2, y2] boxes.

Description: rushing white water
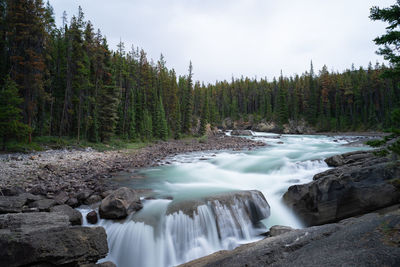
[[81, 133, 371, 267]]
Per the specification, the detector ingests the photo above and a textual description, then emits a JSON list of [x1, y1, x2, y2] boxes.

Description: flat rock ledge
[[179, 209, 400, 267], [0, 212, 110, 267], [283, 150, 400, 226]]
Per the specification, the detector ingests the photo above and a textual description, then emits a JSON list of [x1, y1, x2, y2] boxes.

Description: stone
[[66, 197, 79, 208], [85, 194, 102, 205], [54, 191, 69, 205], [28, 199, 57, 212], [283, 152, 400, 226], [50, 205, 83, 225], [87, 210, 98, 224], [77, 190, 94, 203], [269, 225, 294, 237], [0, 213, 108, 267], [99, 187, 143, 219], [28, 185, 48, 196], [231, 130, 253, 136]]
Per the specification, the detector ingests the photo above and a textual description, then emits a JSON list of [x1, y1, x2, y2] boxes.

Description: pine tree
[[0, 78, 31, 150]]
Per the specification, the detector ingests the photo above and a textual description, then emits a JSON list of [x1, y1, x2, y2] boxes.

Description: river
[[80, 133, 371, 267]]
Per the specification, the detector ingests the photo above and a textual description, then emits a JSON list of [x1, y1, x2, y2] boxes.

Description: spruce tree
[[0, 78, 31, 150]]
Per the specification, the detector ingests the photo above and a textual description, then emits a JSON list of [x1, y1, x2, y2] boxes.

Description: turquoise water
[[83, 133, 371, 267]]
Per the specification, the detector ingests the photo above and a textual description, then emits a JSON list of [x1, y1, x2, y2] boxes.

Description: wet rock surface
[[283, 151, 400, 226], [179, 210, 400, 267], [99, 187, 143, 219]]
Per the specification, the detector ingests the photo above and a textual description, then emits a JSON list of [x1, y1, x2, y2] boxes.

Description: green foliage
[[370, 1, 400, 76], [0, 78, 31, 150], [366, 139, 387, 147], [389, 139, 400, 155], [373, 149, 390, 157]]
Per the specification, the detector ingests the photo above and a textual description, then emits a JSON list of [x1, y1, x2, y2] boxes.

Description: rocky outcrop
[[99, 187, 143, 219], [179, 210, 400, 267], [0, 212, 109, 267], [283, 151, 400, 226]]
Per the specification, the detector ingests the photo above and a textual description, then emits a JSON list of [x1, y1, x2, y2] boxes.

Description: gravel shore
[[0, 135, 265, 198]]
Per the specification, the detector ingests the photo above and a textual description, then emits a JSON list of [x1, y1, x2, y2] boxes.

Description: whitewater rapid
[[80, 133, 371, 267]]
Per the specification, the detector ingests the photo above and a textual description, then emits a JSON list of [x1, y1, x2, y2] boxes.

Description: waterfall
[[81, 191, 270, 267]]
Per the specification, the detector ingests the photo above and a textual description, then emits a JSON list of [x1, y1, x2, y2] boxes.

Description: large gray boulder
[[50, 204, 83, 225], [179, 210, 400, 267], [99, 187, 143, 219], [283, 152, 400, 226], [0, 212, 108, 267]]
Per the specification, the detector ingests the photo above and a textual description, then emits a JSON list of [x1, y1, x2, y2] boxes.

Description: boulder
[[87, 210, 99, 224], [231, 130, 254, 136], [324, 151, 374, 167], [269, 225, 294, 237], [0, 212, 108, 267], [283, 153, 400, 226], [85, 194, 102, 205], [253, 122, 282, 133], [77, 190, 94, 203], [66, 197, 79, 208], [50, 204, 83, 225], [99, 187, 143, 219], [0, 186, 25, 196], [179, 210, 400, 267], [54, 191, 69, 205]]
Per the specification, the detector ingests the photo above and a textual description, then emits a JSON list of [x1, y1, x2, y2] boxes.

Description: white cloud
[[49, 0, 393, 83]]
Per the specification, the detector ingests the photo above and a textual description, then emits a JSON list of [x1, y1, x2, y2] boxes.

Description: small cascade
[[82, 191, 270, 267]]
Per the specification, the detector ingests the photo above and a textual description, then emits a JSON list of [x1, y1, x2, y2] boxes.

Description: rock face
[[283, 151, 400, 226], [179, 210, 400, 267], [0, 212, 108, 267], [99, 187, 143, 219]]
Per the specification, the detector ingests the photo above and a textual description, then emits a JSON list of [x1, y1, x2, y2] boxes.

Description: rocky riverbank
[[0, 135, 265, 206]]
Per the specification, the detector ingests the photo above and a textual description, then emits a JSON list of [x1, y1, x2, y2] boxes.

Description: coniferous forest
[[1, 0, 400, 150]]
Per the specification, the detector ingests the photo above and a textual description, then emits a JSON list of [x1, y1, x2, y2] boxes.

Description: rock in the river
[[66, 197, 79, 208], [283, 152, 400, 226], [231, 130, 254, 136], [0, 212, 108, 267], [269, 225, 294, 237], [179, 210, 400, 267], [50, 204, 83, 225], [54, 191, 69, 205], [87, 210, 99, 224], [99, 187, 143, 219]]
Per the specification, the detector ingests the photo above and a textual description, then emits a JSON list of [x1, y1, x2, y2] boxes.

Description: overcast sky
[[49, 0, 393, 83]]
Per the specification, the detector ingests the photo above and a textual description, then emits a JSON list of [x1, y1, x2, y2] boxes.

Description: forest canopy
[[0, 0, 399, 150]]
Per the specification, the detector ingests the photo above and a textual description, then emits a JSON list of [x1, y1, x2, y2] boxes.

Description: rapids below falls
[[79, 133, 371, 267]]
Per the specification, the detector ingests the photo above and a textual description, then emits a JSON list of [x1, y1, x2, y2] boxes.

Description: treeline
[[197, 62, 400, 131], [1, 1, 399, 149]]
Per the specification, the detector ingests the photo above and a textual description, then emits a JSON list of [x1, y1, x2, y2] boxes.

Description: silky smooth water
[[81, 133, 370, 267]]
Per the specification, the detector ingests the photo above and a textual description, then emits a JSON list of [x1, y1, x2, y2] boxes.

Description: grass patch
[[366, 139, 386, 147]]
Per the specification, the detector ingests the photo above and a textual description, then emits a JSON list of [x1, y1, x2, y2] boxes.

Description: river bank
[[0, 135, 265, 201]]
